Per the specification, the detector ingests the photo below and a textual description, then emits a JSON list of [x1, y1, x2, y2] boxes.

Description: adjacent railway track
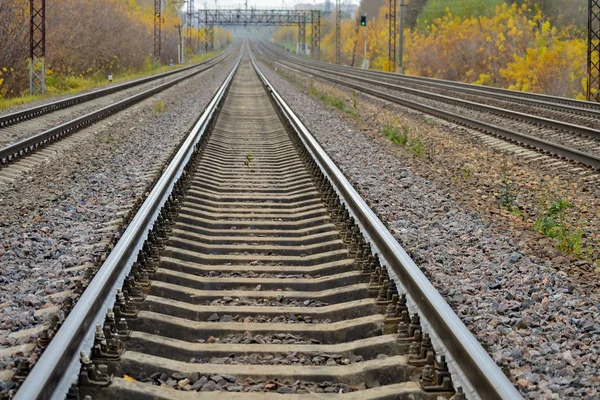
[[257, 43, 600, 171], [13, 48, 521, 400], [268, 44, 600, 123], [0, 50, 227, 131], [0, 48, 233, 167]]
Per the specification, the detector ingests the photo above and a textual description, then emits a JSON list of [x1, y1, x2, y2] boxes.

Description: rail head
[[251, 56, 523, 400], [13, 55, 242, 400]]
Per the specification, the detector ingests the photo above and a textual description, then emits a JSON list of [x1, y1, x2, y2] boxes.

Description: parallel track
[[257, 43, 600, 170], [0, 48, 233, 166], [0, 50, 227, 131], [13, 50, 522, 400], [269, 44, 600, 120]]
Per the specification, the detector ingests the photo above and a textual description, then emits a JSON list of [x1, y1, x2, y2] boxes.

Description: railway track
[[0, 48, 233, 168], [0, 50, 229, 132], [257, 43, 600, 171], [269, 43, 600, 123], [12, 49, 521, 399]]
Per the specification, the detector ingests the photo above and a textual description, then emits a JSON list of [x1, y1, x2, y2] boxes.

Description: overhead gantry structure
[[197, 9, 321, 60]]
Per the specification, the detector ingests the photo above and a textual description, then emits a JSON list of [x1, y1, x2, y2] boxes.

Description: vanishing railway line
[[12, 49, 522, 399], [257, 43, 600, 171], [0, 48, 233, 170], [278, 48, 600, 124]]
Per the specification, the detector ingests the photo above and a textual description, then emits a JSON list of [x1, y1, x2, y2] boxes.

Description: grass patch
[[534, 199, 573, 238], [244, 152, 254, 169], [534, 199, 584, 257], [460, 163, 473, 181], [153, 100, 164, 113], [381, 122, 425, 157], [351, 90, 358, 109], [499, 166, 519, 213], [408, 137, 425, 157], [308, 80, 358, 119], [382, 123, 408, 145], [0, 93, 44, 110]]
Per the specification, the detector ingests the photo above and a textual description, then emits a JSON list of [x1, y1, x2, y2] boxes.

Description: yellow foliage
[[271, 1, 587, 99], [404, 2, 587, 98]]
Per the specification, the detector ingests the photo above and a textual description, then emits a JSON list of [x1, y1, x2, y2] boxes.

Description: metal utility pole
[[187, 0, 194, 55], [214, 0, 220, 50], [399, 0, 405, 74], [588, 0, 600, 101], [154, 0, 162, 66], [196, 11, 202, 53], [29, 0, 46, 96], [175, 24, 184, 63], [350, 16, 360, 67], [335, 0, 341, 64], [311, 10, 321, 60], [204, 12, 209, 52], [388, 0, 397, 72], [362, 14, 369, 69]]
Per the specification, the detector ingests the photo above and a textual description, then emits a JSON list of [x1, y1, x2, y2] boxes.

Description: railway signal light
[[360, 15, 367, 26]]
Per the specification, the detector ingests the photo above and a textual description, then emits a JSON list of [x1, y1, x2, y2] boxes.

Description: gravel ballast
[[256, 59, 600, 399], [0, 54, 237, 392]]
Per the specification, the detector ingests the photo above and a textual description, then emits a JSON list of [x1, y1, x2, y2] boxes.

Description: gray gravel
[[198, 271, 318, 279], [192, 352, 363, 366], [0, 54, 237, 387], [137, 371, 358, 393], [197, 332, 318, 345], [205, 296, 328, 307], [257, 59, 600, 399], [205, 312, 330, 324]]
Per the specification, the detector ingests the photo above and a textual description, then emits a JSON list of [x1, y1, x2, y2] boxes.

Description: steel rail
[[266, 42, 600, 116], [329, 65, 600, 120], [0, 48, 231, 129], [271, 55, 600, 142], [13, 55, 242, 400], [0, 50, 233, 166], [269, 59, 600, 171], [251, 56, 524, 400]]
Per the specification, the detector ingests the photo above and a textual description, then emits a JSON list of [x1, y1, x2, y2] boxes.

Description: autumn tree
[[0, 0, 218, 98]]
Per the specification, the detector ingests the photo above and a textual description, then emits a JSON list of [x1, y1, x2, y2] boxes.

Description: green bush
[[381, 123, 408, 145], [534, 199, 583, 256], [408, 137, 425, 157]]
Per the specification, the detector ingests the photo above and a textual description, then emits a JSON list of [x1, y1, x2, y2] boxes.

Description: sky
[[196, 0, 359, 9]]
